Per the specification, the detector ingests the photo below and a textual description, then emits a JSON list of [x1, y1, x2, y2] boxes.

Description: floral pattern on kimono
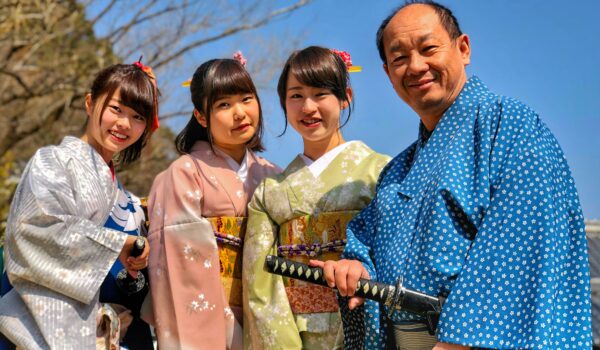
[[243, 141, 390, 350], [0, 137, 127, 350], [146, 141, 279, 350]]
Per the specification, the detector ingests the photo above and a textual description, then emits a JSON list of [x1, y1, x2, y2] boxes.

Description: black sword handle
[[265, 255, 444, 335], [265, 255, 394, 305], [130, 236, 145, 257]]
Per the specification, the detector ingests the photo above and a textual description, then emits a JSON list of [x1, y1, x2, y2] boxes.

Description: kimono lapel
[[61, 137, 118, 216], [280, 156, 312, 216], [190, 142, 245, 215], [396, 78, 485, 200], [315, 141, 373, 211]]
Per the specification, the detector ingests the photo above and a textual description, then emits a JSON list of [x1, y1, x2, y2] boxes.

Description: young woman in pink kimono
[[146, 57, 280, 350]]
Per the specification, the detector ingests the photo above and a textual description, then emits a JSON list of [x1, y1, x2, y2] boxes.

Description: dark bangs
[[277, 46, 353, 134], [206, 60, 257, 105], [90, 64, 158, 164], [178, 59, 264, 154]]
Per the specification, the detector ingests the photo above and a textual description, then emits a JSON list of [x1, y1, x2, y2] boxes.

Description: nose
[[233, 103, 245, 121], [301, 98, 317, 114], [406, 54, 429, 75], [117, 115, 131, 129]]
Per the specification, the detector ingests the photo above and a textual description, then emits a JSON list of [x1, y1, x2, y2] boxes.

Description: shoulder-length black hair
[[276, 46, 353, 135], [88, 63, 158, 165], [175, 59, 265, 154]]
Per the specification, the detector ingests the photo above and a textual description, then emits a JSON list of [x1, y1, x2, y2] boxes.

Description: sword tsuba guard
[[387, 277, 404, 319]]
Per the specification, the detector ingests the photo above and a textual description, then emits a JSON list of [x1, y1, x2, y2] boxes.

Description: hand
[[118, 236, 150, 278], [309, 259, 369, 310], [433, 342, 470, 350]]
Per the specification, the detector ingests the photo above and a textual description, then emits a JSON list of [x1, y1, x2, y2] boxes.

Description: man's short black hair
[[376, 0, 463, 63]]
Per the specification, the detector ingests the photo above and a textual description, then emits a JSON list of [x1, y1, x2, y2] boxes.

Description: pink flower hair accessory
[[133, 56, 159, 131], [233, 51, 248, 67], [331, 49, 362, 73]]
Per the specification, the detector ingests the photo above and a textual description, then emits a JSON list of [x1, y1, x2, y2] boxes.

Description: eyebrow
[[287, 86, 303, 91], [389, 33, 435, 52]]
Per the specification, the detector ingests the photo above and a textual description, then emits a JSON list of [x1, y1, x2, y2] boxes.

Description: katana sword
[[265, 255, 444, 334]]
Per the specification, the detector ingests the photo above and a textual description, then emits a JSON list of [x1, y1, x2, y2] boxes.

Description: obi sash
[[206, 216, 247, 308], [277, 211, 358, 314]]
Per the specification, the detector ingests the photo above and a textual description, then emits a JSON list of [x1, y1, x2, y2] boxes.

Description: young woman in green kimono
[[242, 46, 390, 349]]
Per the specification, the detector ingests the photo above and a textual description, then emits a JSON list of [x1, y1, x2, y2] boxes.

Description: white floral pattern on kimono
[[243, 141, 389, 350]]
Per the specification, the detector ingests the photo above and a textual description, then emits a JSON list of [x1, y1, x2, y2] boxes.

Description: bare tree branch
[[89, 0, 117, 27], [151, 0, 311, 69]]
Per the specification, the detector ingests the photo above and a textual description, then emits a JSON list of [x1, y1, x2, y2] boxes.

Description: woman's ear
[[85, 93, 93, 117], [342, 87, 353, 109], [194, 109, 208, 128]]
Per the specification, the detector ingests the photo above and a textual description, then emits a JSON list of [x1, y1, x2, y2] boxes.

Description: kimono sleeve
[[242, 181, 302, 350], [147, 157, 235, 349], [436, 119, 592, 348], [4, 148, 127, 305]]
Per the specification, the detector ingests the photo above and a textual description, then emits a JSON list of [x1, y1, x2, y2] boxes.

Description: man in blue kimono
[[316, 1, 592, 349]]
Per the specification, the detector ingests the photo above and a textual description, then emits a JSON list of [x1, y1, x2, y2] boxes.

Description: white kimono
[[0, 136, 128, 349]]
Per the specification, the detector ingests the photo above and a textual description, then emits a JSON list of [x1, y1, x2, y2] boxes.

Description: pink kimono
[[146, 141, 280, 350]]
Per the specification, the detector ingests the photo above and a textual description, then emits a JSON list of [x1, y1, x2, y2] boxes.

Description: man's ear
[[193, 109, 207, 128], [457, 34, 471, 66], [383, 63, 390, 79]]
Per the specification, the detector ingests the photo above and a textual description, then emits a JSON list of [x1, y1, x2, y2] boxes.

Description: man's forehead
[[383, 5, 445, 48]]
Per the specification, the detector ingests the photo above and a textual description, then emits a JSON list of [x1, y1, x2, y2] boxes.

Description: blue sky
[[90, 1, 600, 218]]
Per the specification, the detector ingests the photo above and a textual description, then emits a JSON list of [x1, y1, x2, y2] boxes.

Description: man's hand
[[309, 259, 369, 310]]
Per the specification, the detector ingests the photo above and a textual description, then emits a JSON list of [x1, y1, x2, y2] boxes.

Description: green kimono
[[242, 141, 390, 349]]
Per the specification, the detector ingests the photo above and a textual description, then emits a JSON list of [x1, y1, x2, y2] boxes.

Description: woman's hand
[[119, 235, 150, 278]]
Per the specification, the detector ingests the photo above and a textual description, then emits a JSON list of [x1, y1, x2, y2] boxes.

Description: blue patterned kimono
[[342, 77, 591, 349]]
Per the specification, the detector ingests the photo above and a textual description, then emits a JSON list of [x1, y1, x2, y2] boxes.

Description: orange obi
[[278, 211, 358, 314], [206, 216, 246, 308]]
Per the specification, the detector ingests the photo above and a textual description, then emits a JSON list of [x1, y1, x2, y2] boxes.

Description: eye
[[392, 55, 407, 64], [109, 105, 122, 113], [216, 102, 230, 109], [422, 45, 437, 53], [288, 93, 302, 99], [242, 95, 254, 103], [315, 91, 331, 98], [133, 114, 146, 122]]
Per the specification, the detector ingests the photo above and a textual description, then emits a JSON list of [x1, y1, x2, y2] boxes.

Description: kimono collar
[[61, 136, 114, 181], [399, 76, 490, 199], [190, 141, 251, 182], [299, 141, 354, 177], [213, 146, 249, 182]]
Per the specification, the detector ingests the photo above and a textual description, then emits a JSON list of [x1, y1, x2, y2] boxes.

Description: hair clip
[[331, 49, 362, 73], [133, 56, 159, 131], [233, 51, 248, 67]]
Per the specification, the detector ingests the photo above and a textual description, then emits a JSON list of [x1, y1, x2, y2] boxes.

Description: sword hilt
[[265, 255, 395, 305], [264, 255, 444, 335]]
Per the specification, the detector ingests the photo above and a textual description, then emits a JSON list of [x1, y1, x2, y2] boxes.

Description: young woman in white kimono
[[0, 62, 158, 349], [145, 56, 280, 350], [243, 46, 390, 349]]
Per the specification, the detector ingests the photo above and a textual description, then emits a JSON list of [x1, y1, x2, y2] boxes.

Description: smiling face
[[285, 73, 350, 146], [382, 4, 470, 127], [195, 92, 259, 152], [84, 88, 147, 163]]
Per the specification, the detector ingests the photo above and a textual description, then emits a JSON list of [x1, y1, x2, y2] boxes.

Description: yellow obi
[[278, 211, 358, 314], [206, 216, 246, 308]]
